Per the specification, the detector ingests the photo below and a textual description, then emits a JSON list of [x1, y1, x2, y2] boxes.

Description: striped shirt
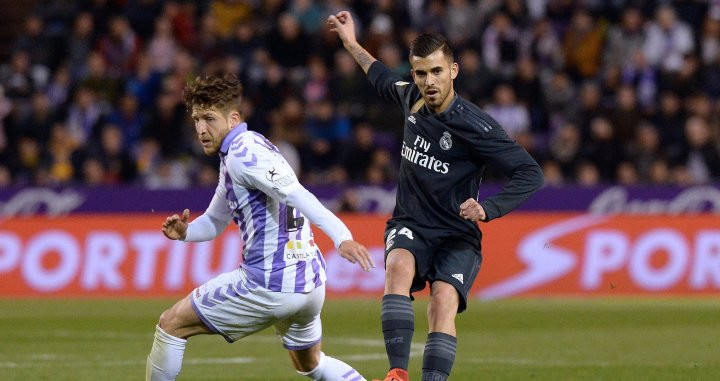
[[205, 123, 326, 293]]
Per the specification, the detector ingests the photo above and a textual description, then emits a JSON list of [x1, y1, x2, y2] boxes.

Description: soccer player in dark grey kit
[[328, 11, 544, 381]]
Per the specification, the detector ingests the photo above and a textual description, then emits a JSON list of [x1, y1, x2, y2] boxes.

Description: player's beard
[[423, 88, 446, 110]]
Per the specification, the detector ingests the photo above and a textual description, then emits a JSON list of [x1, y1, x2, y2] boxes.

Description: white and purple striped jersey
[[199, 123, 327, 293]]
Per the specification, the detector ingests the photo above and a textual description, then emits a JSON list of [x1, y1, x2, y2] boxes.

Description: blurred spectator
[[342, 121, 379, 181], [210, 0, 252, 38], [616, 161, 639, 186], [604, 7, 645, 73], [266, 12, 310, 69], [482, 11, 521, 77], [701, 16, 720, 66], [576, 161, 600, 186], [443, 0, 478, 48], [541, 159, 564, 186], [609, 85, 643, 145], [631, 122, 664, 183], [303, 55, 330, 103], [485, 83, 530, 139], [455, 48, 493, 104], [107, 92, 144, 149], [144, 159, 190, 189], [649, 158, 672, 185], [563, 9, 606, 80], [96, 123, 137, 184], [620, 52, 657, 110], [653, 91, 687, 157], [580, 117, 624, 182], [290, 0, 326, 34], [46, 122, 76, 184], [98, 16, 140, 78], [46, 64, 72, 110], [13, 14, 55, 68], [192, 12, 224, 64], [16, 92, 56, 143], [0, 165, 11, 187], [678, 116, 720, 183], [125, 0, 163, 40], [643, 5, 694, 74], [79, 51, 119, 106], [512, 58, 547, 134], [65, 12, 95, 80], [548, 122, 581, 179], [147, 16, 179, 73], [162, 1, 197, 49], [0, 50, 47, 103], [126, 52, 163, 110], [65, 87, 104, 145], [143, 91, 187, 158], [520, 18, 563, 75], [225, 20, 262, 65]]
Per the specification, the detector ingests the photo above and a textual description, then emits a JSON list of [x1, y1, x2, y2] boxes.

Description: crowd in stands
[[1, 0, 720, 190]]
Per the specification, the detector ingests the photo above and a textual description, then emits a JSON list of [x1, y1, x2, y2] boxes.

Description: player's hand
[[338, 240, 375, 272], [326, 11, 357, 45], [162, 209, 190, 240], [459, 198, 486, 222]]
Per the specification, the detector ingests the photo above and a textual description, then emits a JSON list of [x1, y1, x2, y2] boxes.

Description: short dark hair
[[409, 33, 453, 61], [183, 74, 243, 113]]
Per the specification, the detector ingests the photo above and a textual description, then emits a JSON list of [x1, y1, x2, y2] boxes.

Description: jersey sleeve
[[367, 61, 414, 110], [467, 115, 544, 222], [225, 136, 303, 202], [184, 183, 232, 241]]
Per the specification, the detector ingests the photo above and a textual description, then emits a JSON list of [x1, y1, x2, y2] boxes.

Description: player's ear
[[450, 62, 459, 80], [228, 110, 242, 126]]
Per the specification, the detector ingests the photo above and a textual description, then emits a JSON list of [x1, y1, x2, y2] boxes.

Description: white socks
[[297, 352, 366, 381], [146, 325, 187, 381], [145, 328, 365, 381]]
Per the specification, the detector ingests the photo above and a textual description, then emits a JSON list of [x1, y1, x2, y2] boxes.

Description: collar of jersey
[[219, 122, 248, 155]]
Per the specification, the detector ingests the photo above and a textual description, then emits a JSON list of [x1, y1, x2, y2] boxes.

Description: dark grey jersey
[[367, 62, 544, 241]]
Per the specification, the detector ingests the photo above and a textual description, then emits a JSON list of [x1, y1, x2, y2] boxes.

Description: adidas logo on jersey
[[408, 115, 416, 124], [452, 273, 464, 284]]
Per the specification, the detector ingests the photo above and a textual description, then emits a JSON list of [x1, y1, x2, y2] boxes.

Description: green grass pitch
[[0, 297, 718, 380]]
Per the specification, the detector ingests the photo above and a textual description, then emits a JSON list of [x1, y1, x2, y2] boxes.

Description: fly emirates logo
[[401, 135, 450, 174]]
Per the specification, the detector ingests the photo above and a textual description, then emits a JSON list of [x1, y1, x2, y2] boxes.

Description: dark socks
[[381, 294, 414, 370], [422, 332, 457, 381]]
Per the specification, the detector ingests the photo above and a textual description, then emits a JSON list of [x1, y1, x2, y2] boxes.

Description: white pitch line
[[343, 349, 422, 362], [464, 357, 705, 368]]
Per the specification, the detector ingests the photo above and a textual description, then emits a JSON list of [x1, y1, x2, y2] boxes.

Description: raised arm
[[327, 11, 377, 74]]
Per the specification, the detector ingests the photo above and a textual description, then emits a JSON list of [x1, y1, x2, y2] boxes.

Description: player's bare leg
[[290, 342, 366, 380], [375, 248, 415, 381], [146, 295, 213, 381], [423, 281, 459, 381]]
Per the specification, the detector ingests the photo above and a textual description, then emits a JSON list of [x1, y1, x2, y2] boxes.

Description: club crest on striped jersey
[[440, 131, 452, 150]]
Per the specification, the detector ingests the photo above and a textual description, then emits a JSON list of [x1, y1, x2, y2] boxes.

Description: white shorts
[[190, 268, 324, 350]]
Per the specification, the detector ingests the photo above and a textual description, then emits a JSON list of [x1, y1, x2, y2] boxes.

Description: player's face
[[410, 49, 458, 113], [191, 106, 240, 155]]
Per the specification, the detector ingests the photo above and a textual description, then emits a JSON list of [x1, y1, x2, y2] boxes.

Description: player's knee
[[158, 308, 178, 331], [428, 286, 459, 317], [385, 251, 414, 280]]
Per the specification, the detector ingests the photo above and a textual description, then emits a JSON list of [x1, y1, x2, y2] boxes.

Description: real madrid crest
[[440, 131, 452, 150]]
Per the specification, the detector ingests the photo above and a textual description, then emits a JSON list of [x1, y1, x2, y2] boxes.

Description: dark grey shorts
[[384, 222, 482, 313]]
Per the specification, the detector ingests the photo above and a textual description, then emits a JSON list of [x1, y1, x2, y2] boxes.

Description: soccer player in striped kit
[[145, 74, 374, 381]]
